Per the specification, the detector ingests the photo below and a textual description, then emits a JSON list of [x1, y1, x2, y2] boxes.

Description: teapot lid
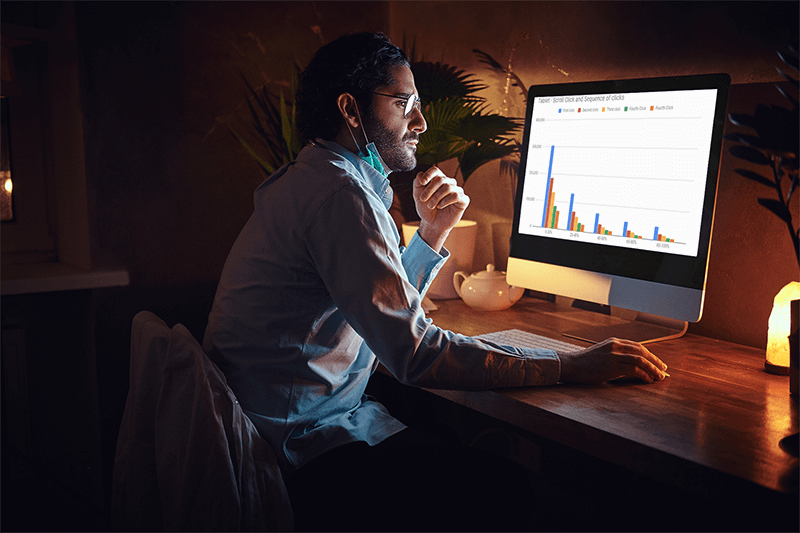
[[473, 264, 506, 278]]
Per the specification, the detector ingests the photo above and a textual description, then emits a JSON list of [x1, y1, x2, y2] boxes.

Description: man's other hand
[[413, 166, 470, 252]]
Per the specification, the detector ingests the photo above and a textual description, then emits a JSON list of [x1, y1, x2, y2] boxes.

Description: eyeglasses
[[372, 92, 422, 118]]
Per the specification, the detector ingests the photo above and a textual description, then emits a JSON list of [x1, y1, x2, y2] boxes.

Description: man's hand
[[412, 166, 470, 252], [558, 338, 669, 384]]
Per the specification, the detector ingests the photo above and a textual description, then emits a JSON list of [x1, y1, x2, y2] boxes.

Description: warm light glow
[[0, 170, 12, 222], [766, 281, 800, 372]]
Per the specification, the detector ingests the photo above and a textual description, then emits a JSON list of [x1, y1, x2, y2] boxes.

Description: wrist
[[417, 222, 450, 253]]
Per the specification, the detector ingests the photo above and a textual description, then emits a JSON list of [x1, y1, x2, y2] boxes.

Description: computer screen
[[507, 73, 730, 343]]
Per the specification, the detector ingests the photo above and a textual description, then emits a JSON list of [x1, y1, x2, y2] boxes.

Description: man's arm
[[409, 165, 668, 385], [412, 166, 469, 253]]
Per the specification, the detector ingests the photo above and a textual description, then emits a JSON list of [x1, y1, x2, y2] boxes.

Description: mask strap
[[345, 121, 362, 154], [353, 103, 371, 147]]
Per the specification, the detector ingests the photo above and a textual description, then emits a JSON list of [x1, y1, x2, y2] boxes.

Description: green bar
[[550, 206, 557, 229]]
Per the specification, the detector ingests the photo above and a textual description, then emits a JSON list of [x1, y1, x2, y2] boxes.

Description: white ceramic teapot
[[453, 264, 524, 311]]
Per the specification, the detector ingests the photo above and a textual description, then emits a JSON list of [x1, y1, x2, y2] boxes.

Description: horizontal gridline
[[545, 116, 704, 121], [552, 173, 694, 182], [542, 145, 698, 150], [562, 201, 690, 214]]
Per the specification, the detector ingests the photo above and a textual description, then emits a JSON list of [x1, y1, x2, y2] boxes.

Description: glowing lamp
[[0, 171, 12, 222], [765, 281, 800, 375]]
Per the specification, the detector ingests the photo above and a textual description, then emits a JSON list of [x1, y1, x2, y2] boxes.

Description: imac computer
[[507, 73, 730, 344]]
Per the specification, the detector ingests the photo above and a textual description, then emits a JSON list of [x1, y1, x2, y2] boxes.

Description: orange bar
[[544, 179, 554, 228], [547, 191, 556, 228], [555, 210, 560, 229]]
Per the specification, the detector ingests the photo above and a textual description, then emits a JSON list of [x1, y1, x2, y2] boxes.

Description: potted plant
[[723, 45, 798, 378], [390, 59, 522, 298]]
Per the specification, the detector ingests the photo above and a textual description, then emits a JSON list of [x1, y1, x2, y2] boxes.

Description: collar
[[311, 139, 394, 210]]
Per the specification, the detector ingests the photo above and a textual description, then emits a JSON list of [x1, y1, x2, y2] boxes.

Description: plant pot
[[402, 220, 478, 300]]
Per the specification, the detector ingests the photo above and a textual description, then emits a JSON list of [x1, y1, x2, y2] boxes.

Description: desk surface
[[423, 296, 798, 500]]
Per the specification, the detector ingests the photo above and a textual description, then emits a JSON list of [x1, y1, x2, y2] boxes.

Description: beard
[[362, 114, 419, 172]]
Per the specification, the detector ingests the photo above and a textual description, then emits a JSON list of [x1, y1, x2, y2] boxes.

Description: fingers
[[414, 166, 467, 210], [559, 337, 669, 384], [600, 338, 669, 381]]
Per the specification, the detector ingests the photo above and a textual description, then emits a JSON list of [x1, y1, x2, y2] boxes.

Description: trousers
[[284, 426, 536, 531]]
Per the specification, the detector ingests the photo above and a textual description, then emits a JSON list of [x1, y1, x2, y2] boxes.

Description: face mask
[[346, 102, 389, 178], [357, 142, 388, 177]]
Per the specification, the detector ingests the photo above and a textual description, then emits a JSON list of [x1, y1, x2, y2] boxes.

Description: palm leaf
[[411, 61, 486, 102], [457, 140, 518, 182], [473, 48, 529, 102], [422, 98, 473, 129], [444, 113, 521, 144], [233, 71, 300, 176]]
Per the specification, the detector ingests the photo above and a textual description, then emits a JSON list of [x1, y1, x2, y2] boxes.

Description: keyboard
[[475, 328, 583, 353]]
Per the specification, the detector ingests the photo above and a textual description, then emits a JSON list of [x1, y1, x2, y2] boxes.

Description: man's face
[[362, 65, 427, 172]]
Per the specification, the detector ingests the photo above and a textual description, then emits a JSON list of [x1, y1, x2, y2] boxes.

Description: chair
[[112, 311, 293, 531]]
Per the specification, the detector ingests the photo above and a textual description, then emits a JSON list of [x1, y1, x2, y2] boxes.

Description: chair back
[[112, 311, 293, 531]]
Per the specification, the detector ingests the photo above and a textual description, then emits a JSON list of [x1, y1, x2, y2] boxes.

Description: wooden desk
[[380, 296, 798, 529]]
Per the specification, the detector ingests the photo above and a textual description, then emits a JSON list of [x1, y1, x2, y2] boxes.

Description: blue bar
[[567, 194, 575, 230], [540, 146, 556, 227], [623, 222, 628, 236], [594, 214, 600, 234], [653, 227, 659, 240]]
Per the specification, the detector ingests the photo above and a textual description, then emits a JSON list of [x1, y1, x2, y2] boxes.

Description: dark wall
[[77, 1, 393, 289]]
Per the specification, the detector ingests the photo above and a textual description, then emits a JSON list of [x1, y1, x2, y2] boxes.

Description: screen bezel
[[509, 73, 730, 291]]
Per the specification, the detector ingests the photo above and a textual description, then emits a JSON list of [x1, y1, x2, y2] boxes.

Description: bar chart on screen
[[518, 88, 719, 258]]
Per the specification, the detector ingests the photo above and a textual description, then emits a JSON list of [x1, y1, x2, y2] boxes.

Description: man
[[204, 32, 668, 531]]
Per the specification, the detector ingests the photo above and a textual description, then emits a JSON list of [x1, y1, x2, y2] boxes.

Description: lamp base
[[765, 360, 791, 375]]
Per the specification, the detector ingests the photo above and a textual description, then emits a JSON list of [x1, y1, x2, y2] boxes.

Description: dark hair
[[295, 32, 410, 146]]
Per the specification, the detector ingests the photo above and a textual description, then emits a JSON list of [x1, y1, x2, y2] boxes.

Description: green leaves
[[411, 61, 521, 183], [724, 44, 799, 266], [473, 48, 529, 103], [412, 61, 486, 102], [231, 73, 300, 176]]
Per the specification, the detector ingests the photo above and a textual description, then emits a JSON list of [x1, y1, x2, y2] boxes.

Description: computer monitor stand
[[563, 310, 688, 345]]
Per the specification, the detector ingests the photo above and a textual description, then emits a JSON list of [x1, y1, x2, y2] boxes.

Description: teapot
[[453, 264, 524, 311]]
